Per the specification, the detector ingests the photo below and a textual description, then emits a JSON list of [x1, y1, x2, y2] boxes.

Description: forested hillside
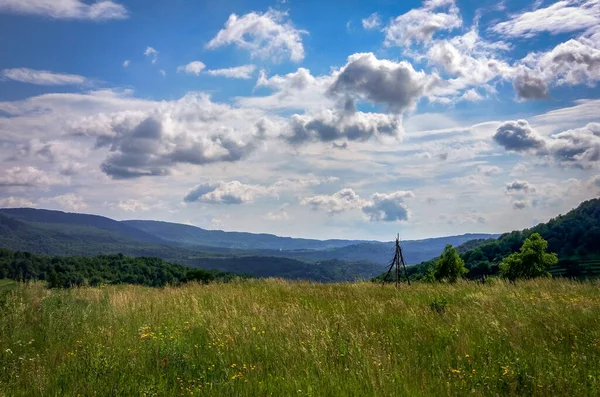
[[0, 213, 386, 281], [406, 199, 600, 280], [0, 248, 242, 287]]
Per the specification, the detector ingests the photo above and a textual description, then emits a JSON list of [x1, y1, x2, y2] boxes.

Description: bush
[[429, 296, 448, 313]]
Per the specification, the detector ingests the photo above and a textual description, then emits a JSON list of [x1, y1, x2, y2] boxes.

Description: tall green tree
[[499, 233, 558, 281], [434, 244, 468, 283]]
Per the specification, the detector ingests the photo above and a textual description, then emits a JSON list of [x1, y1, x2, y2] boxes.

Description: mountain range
[[0, 207, 497, 281]]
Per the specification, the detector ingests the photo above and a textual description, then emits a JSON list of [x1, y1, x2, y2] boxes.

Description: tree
[[499, 233, 557, 281], [434, 245, 468, 283]]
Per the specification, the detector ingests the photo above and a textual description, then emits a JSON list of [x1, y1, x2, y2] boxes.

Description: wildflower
[[451, 369, 461, 374], [231, 363, 237, 368]]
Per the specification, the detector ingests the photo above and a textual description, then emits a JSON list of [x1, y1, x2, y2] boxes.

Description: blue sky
[[0, 0, 599, 240]]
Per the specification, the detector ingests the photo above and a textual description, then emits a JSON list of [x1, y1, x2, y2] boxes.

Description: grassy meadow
[[1, 278, 599, 396]]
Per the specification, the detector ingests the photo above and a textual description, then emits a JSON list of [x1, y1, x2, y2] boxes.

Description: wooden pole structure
[[382, 234, 411, 287]]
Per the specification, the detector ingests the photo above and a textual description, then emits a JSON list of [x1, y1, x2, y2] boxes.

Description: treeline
[[406, 198, 600, 280], [0, 248, 247, 288]]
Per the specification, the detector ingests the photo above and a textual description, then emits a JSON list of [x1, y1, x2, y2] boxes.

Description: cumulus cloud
[[264, 205, 290, 221], [512, 200, 530, 210], [301, 188, 414, 222], [477, 165, 501, 176], [362, 191, 414, 221], [69, 93, 270, 179], [144, 47, 158, 64], [116, 199, 151, 212], [18, 138, 88, 175], [41, 193, 87, 211], [494, 120, 600, 168], [492, 120, 546, 152], [329, 52, 437, 113], [301, 188, 366, 214], [384, 0, 462, 46], [207, 64, 256, 79], [530, 39, 600, 87], [0, 166, 68, 188], [184, 176, 337, 205], [177, 61, 206, 76], [491, 0, 600, 38], [184, 181, 272, 204], [2, 68, 86, 85], [238, 68, 333, 111], [0, 196, 37, 208], [506, 180, 536, 194], [512, 68, 549, 100], [425, 29, 513, 98], [0, 0, 128, 20], [549, 122, 600, 167], [362, 12, 381, 30], [206, 9, 307, 63], [285, 109, 402, 144]]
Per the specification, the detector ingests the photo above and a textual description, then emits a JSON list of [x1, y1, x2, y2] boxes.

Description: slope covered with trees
[[0, 248, 242, 288], [405, 199, 600, 280]]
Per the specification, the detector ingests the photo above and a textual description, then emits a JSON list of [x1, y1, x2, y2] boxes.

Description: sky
[[0, 0, 599, 241]]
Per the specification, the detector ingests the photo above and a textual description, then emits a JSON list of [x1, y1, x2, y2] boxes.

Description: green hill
[[0, 212, 385, 281], [0, 248, 241, 288], [404, 198, 600, 280]]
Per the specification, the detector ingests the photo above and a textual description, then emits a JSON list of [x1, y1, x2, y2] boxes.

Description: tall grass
[[1, 278, 599, 396]]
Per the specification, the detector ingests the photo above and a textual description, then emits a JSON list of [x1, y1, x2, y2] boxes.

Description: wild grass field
[[1, 279, 599, 396]]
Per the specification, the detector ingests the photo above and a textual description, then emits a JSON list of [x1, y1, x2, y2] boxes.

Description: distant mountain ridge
[[122, 219, 374, 251], [0, 207, 499, 280]]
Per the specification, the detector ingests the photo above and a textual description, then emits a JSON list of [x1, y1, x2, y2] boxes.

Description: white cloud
[[207, 64, 256, 79], [144, 47, 158, 64], [270, 176, 338, 191], [425, 29, 513, 98], [0, 196, 37, 208], [493, 119, 546, 152], [459, 89, 484, 102], [123, 60, 130, 68], [206, 9, 307, 62], [301, 188, 414, 222], [506, 180, 536, 194], [0, 0, 128, 20], [527, 39, 600, 87], [362, 12, 381, 30], [264, 205, 290, 221], [477, 165, 501, 176], [185, 176, 337, 205], [512, 200, 530, 210], [362, 191, 414, 221], [0, 166, 68, 188], [329, 52, 438, 113], [41, 193, 87, 211], [237, 68, 333, 111], [184, 181, 272, 204], [1, 68, 86, 85], [177, 61, 206, 76], [64, 92, 274, 179], [301, 188, 367, 214], [384, 0, 462, 46], [285, 108, 403, 144], [494, 120, 600, 168], [491, 0, 600, 38], [116, 199, 151, 212]]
